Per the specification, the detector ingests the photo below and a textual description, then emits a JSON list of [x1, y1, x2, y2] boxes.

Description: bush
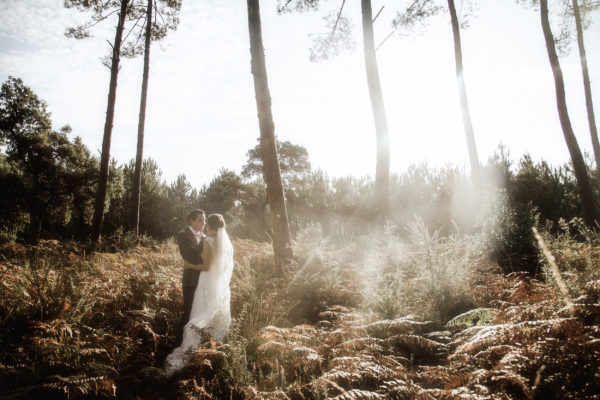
[[480, 190, 540, 274]]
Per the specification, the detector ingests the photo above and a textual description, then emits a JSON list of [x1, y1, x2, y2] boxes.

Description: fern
[[332, 388, 383, 399], [322, 370, 363, 389], [43, 375, 116, 399], [446, 308, 498, 329], [472, 344, 517, 368], [486, 370, 531, 399], [337, 338, 385, 352], [385, 334, 444, 353], [329, 356, 362, 368], [362, 317, 433, 339], [378, 379, 418, 399], [257, 340, 288, 356]]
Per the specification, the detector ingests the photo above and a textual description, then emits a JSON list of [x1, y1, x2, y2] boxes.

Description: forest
[[1, 0, 600, 399]]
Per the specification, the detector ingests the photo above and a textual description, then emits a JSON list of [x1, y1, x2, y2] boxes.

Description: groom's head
[[187, 209, 206, 232]]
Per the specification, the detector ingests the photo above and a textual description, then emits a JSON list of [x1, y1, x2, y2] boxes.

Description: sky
[[0, 0, 599, 188]]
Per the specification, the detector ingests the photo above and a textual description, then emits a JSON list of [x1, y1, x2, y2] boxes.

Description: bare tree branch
[[316, 0, 347, 61], [65, 9, 119, 38], [375, 30, 394, 52], [372, 5, 384, 23], [121, 12, 146, 50]]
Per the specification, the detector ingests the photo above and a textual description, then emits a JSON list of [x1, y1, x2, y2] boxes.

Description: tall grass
[[536, 218, 600, 298], [361, 218, 481, 322]]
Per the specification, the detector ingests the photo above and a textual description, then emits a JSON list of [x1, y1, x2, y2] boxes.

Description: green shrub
[[480, 190, 540, 274]]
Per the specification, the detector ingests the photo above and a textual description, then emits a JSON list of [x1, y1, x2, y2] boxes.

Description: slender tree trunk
[[247, 0, 293, 268], [28, 177, 42, 243], [540, 0, 597, 225], [361, 0, 390, 222], [572, 0, 600, 169], [132, 0, 153, 236], [91, 0, 129, 242], [448, 0, 481, 189]]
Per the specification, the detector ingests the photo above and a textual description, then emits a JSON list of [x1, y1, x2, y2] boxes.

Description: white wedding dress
[[164, 228, 234, 376]]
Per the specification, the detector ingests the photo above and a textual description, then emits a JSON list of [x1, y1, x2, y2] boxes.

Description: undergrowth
[[0, 220, 598, 399]]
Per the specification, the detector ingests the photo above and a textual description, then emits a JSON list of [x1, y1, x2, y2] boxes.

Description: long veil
[[164, 228, 233, 375]]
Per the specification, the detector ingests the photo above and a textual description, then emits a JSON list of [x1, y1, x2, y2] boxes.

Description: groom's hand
[[183, 260, 209, 271]]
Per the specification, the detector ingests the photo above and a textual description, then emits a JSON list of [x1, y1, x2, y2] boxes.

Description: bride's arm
[[202, 239, 212, 268]]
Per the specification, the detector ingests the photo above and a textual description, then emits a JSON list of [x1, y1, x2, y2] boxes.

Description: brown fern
[[362, 317, 435, 339], [43, 375, 116, 399], [332, 388, 384, 399]]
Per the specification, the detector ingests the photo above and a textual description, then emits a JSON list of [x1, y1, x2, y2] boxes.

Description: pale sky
[[1, 0, 599, 188]]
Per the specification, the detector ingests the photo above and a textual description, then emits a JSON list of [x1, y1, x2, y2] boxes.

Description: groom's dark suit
[[175, 227, 205, 345]]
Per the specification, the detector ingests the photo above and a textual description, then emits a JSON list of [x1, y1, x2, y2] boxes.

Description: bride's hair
[[206, 213, 225, 230]]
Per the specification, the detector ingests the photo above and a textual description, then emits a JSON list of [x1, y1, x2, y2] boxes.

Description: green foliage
[[309, 6, 354, 62], [202, 168, 245, 216], [445, 307, 498, 329], [0, 78, 99, 242], [228, 179, 270, 241], [287, 169, 335, 233], [241, 138, 311, 188], [510, 154, 580, 223], [371, 273, 406, 320], [389, 162, 479, 236], [64, 0, 182, 59], [2, 77, 598, 282], [223, 307, 255, 387], [393, 0, 477, 34], [122, 158, 168, 237], [277, 0, 320, 14], [480, 190, 540, 274], [393, 0, 445, 34]]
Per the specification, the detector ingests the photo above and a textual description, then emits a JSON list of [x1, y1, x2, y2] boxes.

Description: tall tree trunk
[[361, 0, 390, 222], [91, 0, 129, 242], [132, 0, 153, 236], [28, 176, 42, 243], [448, 0, 481, 189], [540, 0, 597, 225], [572, 0, 600, 169], [247, 0, 293, 268]]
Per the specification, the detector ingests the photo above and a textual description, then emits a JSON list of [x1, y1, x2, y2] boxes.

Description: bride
[[164, 213, 234, 376]]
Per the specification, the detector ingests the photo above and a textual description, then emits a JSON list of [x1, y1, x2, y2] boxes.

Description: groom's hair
[[187, 209, 205, 223]]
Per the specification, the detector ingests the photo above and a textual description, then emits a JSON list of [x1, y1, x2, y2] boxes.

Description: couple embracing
[[164, 209, 234, 375]]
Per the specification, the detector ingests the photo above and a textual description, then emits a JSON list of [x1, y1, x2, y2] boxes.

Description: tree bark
[[361, 0, 390, 222], [28, 176, 42, 243], [247, 0, 293, 268], [91, 0, 129, 242], [132, 0, 153, 236], [447, 0, 481, 189], [572, 0, 600, 170], [540, 0, 597, 225]]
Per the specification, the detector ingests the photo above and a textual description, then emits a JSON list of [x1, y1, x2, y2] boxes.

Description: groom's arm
[[176, 231, 203, 264], [183, 238, 212, 271], [183, 260, 209, 271]]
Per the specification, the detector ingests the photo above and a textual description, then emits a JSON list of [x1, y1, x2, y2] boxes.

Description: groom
[[175, 209, 209, 345]]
